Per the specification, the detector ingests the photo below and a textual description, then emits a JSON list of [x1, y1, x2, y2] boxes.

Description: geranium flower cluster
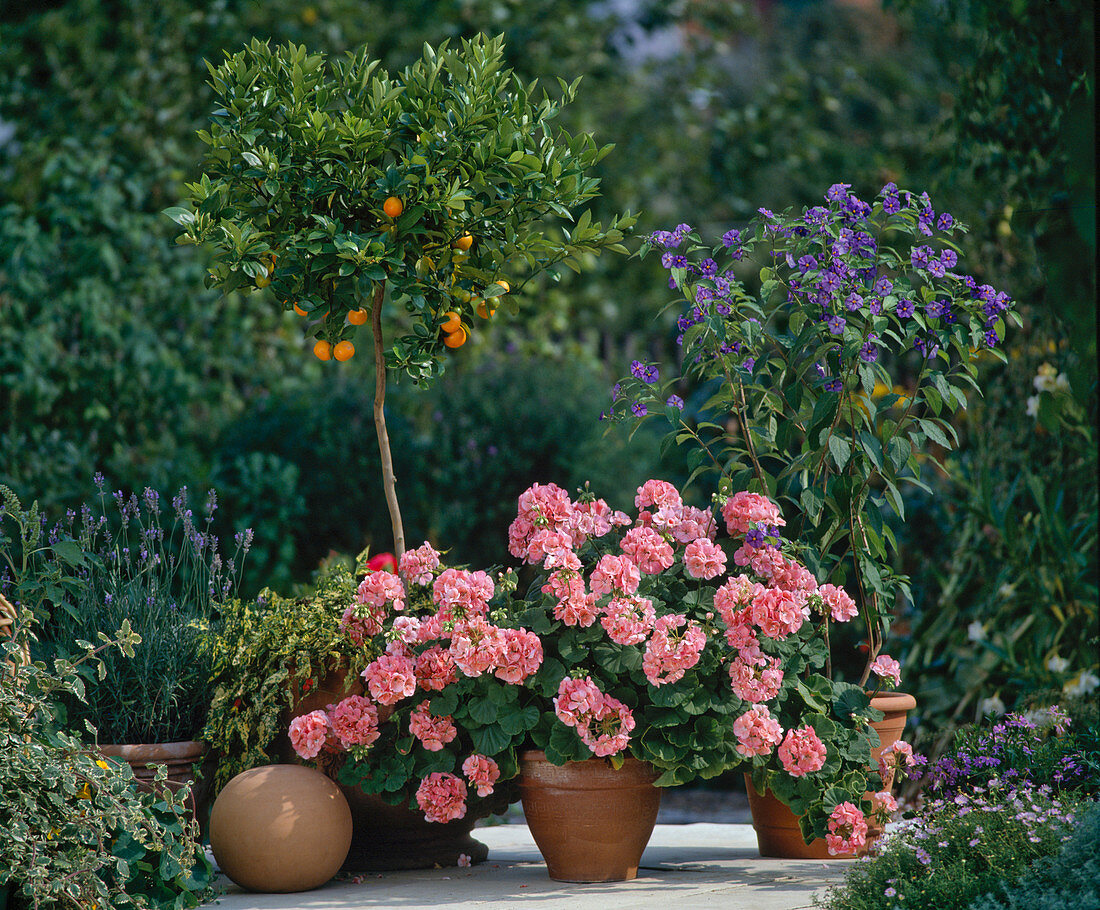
[[288, 694, 381, 759], [554, 676, 635, 757]]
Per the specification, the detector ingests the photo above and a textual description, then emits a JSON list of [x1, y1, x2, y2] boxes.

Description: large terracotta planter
[[99, 739, 209, 828], [518, 750, 662, 882], [747, 691, 917, 859], [278, 666, 495, 871]]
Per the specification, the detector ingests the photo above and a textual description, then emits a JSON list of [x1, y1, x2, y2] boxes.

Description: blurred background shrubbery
[[1, 0, 1094, 751]]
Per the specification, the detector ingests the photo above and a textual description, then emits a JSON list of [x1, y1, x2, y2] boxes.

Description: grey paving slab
[[202, 823, 852, 910]]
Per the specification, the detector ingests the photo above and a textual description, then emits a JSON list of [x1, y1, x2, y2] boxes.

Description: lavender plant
[[38, 476, 252, 743], [613, 184, 1020, 682]]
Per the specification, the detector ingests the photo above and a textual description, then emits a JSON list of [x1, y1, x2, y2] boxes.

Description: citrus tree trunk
[[370, 280, 405, 561]]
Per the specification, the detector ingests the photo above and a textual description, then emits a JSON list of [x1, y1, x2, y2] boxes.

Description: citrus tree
[[169, 35, 634, 557]]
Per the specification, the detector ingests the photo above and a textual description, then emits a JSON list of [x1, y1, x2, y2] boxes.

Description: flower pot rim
[[868, 691, 917, 712], [99, 740, 208, 760]]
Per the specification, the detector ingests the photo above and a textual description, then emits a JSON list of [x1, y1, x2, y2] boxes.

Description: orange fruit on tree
[[333, 340, 355, 361], [383, 196, 404, 218], [453, 233, 473, 252], [441, 311, 462, 334], [493, 279, 510, 293], [293, 302, 308, 317], [347, 308, 369, 325], [313, 340, 332, 361], [475, 298, 495, 319], [443, 326, 467, 348]]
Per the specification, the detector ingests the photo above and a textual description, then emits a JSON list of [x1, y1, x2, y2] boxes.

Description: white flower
[[1026, 395, 1040, 417], [1033, 363, 1058, 392], [1053, 372, 1070, 393], [967, 621, 986, 642], [979, 695, 1006, 717], [997, 583, 1016, 599], [1064, 671, 1099, 698], [1045, 654, 1070, 674]]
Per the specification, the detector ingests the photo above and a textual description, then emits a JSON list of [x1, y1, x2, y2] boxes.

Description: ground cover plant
[[816, 701, 1100, 909]]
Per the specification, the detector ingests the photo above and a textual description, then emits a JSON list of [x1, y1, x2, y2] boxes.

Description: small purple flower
[[700, 258, 718, 278], [826, 183, 852, 202], [661, 251, 675, 268], [895, 298, 915, 318], [984, 328, 1000, 346], [860, 340, 879, 363], [940, 249, 958, 269], [925, 299, 948, 319], [722, 228, 742, 249], [610, 383, 621, 402], [666, 395, 684, 410], [670, 254, 688, 269], [825, 378, 843, 392], [868, 297, 882, 315], [827, 314, 846, 335], [873, 276, 893, 296], [937, 212, 954, 231], [883, 194, 901, 215], [845, 292, 863, 312], [927, 258, 946, 278], [798, 254, 819, 273], [911, 246, 932, 269], [819, 270, 842, 293], [741, 357, 756, 372], [814, 362, 826, 378], [745, 527, 766, 548], [631, 401, 647, 417]]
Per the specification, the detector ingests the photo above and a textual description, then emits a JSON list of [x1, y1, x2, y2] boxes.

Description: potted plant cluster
[[26, 476, 251, 822], [609, 183, 1017, 851], [284, 477, 919, 880], [0, 489, 215, 910]]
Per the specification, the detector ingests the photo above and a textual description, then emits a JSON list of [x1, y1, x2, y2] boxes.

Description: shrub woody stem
[[370, 279, 405, 560]]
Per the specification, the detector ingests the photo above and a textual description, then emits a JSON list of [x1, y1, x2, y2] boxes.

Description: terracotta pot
[[209, 764, 352, 893], [279, 666, 495, 871], [99, 739, 210, 830], [746, 691, 917, 859], [518, 749, 662, 882]]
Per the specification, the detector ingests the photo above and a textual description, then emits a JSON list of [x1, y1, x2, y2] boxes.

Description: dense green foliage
[[1, 623, 214, 910], [204, 566, 371, 792]]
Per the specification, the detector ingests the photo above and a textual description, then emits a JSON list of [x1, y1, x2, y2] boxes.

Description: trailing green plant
[[171, 34, 635, 559], [613, 185, 1019, 682], [204, 563, 372, 793], [33, 479, 250, 744], [1, 617, 214, 910], [965, 801, 1100, 910]]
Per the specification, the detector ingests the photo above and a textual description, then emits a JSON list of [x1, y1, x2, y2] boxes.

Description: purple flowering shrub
[[923, 704, 1100, 802], [612, 184, 1020, 682]]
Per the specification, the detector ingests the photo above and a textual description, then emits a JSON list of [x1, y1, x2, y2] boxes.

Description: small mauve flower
[[631, 401, 647, 417], [666, 395, 684, 410]]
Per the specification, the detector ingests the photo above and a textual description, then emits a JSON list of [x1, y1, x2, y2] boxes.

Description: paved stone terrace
[[204, 823, 852, 910]]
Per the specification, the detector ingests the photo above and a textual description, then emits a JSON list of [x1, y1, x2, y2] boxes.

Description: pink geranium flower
[[777, 725, 827, 777], [554, 676, 605, 727], [634, 479, 682, 512], [288, 710, 333, 760], [432, 567, 494, 621], [399, 541, 441, 586], [642, 614, 706, 686], [580, 695, 635, 757], [728, 655, 784, 704], [415, 772, 467, 823], [415, 645, 459, 691], [749, 586, 806, 640], [361, 650, 418, 705], [732, 704, 784, 758], [870, 654, 902, 687], [409, 699, 458, 751], [721, 491, 785, 537], [461, 754, 501, 797], [826, 801, 868, 855], [357, 570, 406, 611], [601, 595, 656, 646], [494, 628, 543, 684], [620, 526, 675, 575], [449, 617, 506, 677], [328, 695, 381, 750], [683, 537, 727, 579], [818, 583, 858, 622], [589, 553, 641, 596]]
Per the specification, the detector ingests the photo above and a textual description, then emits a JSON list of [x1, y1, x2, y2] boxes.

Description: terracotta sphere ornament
[[210, 764, 352, 892]]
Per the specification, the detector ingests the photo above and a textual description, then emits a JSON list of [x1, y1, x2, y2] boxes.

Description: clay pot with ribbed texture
[[518, 750, 662, 882]]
